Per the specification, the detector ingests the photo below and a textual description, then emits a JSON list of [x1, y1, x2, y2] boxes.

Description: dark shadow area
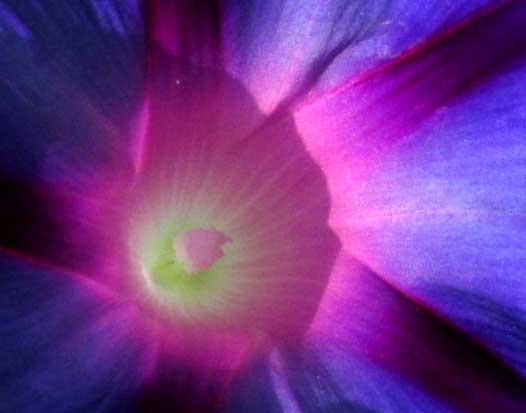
[[0, 177, 110, 272], [0, 179, 60, 258], [422, 285, 526, 375]]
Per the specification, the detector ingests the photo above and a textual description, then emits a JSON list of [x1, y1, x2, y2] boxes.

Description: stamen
[[172, 228, 231, 273]]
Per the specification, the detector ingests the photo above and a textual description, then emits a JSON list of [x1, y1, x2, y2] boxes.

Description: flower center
[[172, 228, 231, 274], [127, 59, 340, 336], [138, 225, 233, 308]]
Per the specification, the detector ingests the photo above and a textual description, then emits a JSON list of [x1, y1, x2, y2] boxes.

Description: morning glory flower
[[1, 1, 525, 412]]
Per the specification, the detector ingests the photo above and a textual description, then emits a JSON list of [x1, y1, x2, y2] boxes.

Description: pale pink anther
[[172, 228, 231, 273]]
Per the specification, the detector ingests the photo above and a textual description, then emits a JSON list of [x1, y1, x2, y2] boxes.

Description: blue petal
[[0, 253, 145, 412], [346, 60, 526, 373], [0, 0, 144, 181]]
